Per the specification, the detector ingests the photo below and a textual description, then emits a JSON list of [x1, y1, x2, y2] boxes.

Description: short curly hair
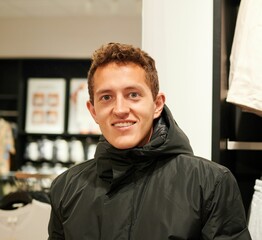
[[87, 42, 159, 104]]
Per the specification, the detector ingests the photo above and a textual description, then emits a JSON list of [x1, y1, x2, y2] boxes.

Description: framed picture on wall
[[68, 78, 101, 134], [25, 78, 66, 134]]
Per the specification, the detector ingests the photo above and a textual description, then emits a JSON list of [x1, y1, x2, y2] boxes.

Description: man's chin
[[111, 139, 138, 150]]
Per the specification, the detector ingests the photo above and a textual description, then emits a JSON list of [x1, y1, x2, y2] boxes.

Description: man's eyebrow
[[124, 86, 141, 91], [95, 85, 144, 94], [95, 89, 112, 95]]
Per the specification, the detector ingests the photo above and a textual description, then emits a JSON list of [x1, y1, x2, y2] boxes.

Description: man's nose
[[113, 97, 129, 117]]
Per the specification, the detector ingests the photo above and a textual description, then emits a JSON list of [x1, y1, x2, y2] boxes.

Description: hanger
[[0, 191, 32, 210]]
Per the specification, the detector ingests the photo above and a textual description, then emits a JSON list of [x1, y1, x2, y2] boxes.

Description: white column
[[142, 0, 213, 159]]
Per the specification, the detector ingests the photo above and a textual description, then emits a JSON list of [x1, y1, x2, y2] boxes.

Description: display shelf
[[0, 58, 100, 172]]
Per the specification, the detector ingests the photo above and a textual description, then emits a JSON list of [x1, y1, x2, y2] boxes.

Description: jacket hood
[[95, 105, 193, 188]]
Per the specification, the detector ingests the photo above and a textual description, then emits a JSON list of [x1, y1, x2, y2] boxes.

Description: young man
[[48, 43, 251, 239]]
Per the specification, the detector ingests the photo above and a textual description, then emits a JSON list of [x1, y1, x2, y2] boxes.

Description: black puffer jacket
[[48, 106, 251, 240]]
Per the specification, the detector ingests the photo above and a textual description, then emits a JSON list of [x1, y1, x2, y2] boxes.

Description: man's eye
[[129, 92, 139, 98], [101, 95, 111, 101]]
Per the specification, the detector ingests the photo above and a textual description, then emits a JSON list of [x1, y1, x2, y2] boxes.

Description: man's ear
[[86, 101, 98, 124], [153, 93, 165, 119]]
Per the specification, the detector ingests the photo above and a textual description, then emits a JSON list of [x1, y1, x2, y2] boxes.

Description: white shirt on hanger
[[0, 199, 51, 240], [226, 0, 262, 116]]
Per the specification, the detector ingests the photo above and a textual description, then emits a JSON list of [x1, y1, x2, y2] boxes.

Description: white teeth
[[114, 122, 134, 127]]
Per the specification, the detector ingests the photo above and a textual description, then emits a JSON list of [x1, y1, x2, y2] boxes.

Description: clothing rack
[[14, 171, 57, 180], [0, 171, 57, 198], [15, 172, 57, 192]]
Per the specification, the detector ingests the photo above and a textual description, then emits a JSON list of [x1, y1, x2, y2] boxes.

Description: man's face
[[87, 62, 165, 149]]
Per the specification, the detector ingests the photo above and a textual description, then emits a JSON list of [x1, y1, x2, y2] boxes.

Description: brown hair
[[87, 42, 159, 104]]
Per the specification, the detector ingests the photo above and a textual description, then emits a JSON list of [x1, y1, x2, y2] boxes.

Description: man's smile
[[112, 121, 136, 127]]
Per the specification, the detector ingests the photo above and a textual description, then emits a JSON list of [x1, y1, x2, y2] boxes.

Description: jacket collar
[[95, 105, 193, 187]]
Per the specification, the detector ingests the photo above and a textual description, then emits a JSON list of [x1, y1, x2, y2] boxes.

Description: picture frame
[[68, 78, 101, 134], [25, 78, 66, 134]]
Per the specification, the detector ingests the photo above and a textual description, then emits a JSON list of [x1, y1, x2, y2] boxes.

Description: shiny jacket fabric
[[48, 106, 251, 240]]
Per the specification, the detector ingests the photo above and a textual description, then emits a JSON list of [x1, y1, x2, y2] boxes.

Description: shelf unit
[[212, 0, 262, 213], [0, 58, 100, 172]]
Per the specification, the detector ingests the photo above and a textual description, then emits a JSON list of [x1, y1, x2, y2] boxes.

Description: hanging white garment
[[248, 179, 262, 240], [0, 199, 51, 240], [226, 0, 262, 117], [0, 118, 15, 175]]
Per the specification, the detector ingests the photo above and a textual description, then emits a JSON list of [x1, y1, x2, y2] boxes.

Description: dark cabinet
[[0, 58, 100, 172], [213, 0, 262, 213]]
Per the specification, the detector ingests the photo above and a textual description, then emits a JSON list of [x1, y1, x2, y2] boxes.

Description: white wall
[[0, 16, 141, 58], [142, 0, 213, 159]]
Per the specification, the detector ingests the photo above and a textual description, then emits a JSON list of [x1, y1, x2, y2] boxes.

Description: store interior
[[0, 0, 142, 184], [0, 0, 262, 239]]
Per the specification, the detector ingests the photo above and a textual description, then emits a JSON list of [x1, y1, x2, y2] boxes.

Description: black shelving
[[0, 58, 100, 172], [213, 0, 262, 213]]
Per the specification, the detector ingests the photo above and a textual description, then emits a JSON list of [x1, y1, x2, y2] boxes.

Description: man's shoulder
[[176, 154, 229, 172], [166, 154, 237, 198], [166, 153, 232, 183]]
